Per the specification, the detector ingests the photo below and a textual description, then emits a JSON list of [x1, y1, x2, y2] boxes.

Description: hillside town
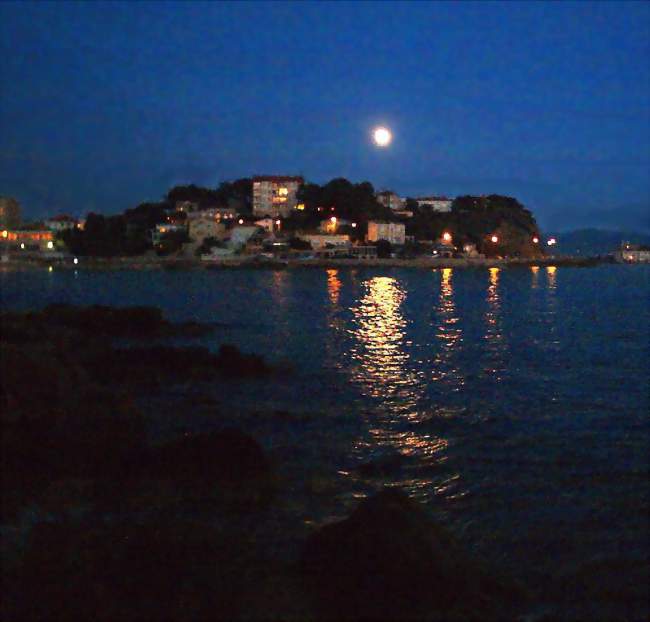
[[1, 179, 647, 266]]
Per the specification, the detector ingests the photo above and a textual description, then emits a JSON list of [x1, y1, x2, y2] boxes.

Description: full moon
[[372, 126, 392, 147]]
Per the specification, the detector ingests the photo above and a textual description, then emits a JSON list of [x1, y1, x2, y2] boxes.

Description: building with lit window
[[252, 176, 303, 218], [367, 222, 406, 245], [615, 242, 650, 263], [187, 207, 238, 221], [151, 223, 187, 246], [0, 229, 54, 252]]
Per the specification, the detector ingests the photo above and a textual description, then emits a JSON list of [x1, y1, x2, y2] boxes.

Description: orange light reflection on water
[[432, 268, 464, 387], [350, 276, 413, 399], [326, 268, 341, 306]]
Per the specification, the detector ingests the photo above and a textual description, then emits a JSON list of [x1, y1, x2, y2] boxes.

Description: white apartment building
[[252, 175, 303, 218], [44, 214, 78, 232], [376, 191, 405, 211], [367, 221, 406, 245], [415, 196, 453, 212]]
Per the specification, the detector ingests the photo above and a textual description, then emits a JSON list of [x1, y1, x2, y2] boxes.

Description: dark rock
[[1, 343, 146, 518], [300, 488, 526, 621], [5, 518, 270, 622], [87, 343, 270, 387], [91, 345, 220, 387], [136, 429, 275, 509], [146, 428, 270, 482], [215, 343, 270, 377], [42, 303, 166, 337]]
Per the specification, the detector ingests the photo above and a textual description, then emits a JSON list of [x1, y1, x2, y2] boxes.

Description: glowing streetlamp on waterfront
[[442, 232, 452, 243], [238, 218, 244, 225], [330, 216, 337, 224], [532, 236, 539, 244], [547, 238, 557, 246], [73, 257, 79, 265], [351, 222, 357, 228], [490, 235, 499, 244]]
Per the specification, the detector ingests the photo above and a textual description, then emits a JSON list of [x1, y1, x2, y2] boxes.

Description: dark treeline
[[61, 180, 254, 256], [405, 195, 541, 257]]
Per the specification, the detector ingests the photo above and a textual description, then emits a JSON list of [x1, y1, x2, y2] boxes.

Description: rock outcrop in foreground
[[302, 488, 527, 621], [1, 304, 529, 621]]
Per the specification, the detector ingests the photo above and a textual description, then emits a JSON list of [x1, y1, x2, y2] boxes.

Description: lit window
[[277, 187, 289, 196]]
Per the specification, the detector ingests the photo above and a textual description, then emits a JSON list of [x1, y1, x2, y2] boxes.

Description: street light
[[351, 222, 357, 228], [532, 236, 539, 244], [547, 238, 556, 246], [442, 232, 452, 243], [490, 235, 499, 244]]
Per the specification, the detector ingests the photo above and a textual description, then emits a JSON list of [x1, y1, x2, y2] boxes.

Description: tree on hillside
[[450, 195, 541, 256], [292, 178, 393, 228]]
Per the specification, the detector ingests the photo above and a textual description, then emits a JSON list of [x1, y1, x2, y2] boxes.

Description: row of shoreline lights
[[440, 232, 554, 246]]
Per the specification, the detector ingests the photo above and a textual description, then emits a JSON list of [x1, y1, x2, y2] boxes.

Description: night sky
[[1, 1, 649, 232]]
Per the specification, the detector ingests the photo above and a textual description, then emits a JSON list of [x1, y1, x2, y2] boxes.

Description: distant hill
[[547, 228, 650, 256]]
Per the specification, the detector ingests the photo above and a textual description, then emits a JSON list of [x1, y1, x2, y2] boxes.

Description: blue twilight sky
[[1, 1, 649, 232]]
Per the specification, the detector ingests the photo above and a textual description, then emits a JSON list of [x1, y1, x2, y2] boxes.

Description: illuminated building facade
[[0, 230, 54, 252], [252, 176, 303, 218], [367, 221, 406, 245]]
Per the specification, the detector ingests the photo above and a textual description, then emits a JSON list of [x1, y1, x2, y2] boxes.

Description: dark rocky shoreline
[[0, 304, 639, 621]]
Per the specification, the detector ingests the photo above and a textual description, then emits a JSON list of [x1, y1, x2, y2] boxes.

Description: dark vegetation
[[406, 194, 542, 257], [285, 178, 394, 237], [2, 304, 532, 620]]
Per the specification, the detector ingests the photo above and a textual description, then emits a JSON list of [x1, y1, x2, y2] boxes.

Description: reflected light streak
[[483, 267, 508, 379], [326, 268, 341, 307], [432, 268, 464, 386], [350, 276, 417, 402], [547, 265, 557, 289], [349, 275, 458, 500], [531, 265, 539, 288]]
